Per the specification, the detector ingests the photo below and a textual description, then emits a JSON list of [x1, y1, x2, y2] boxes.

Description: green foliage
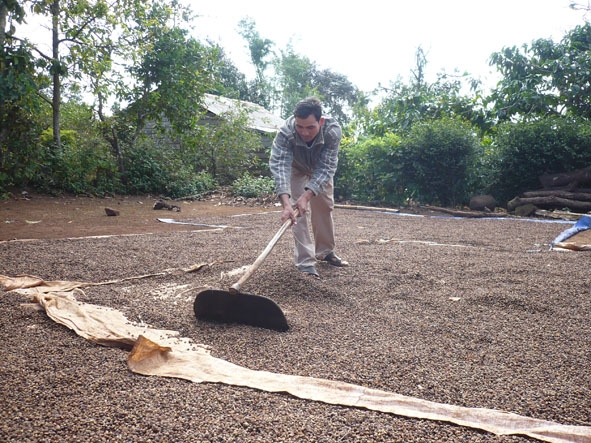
[[274, 46, 317, 118], [338, 118, 478, 206], [7, 3, 591, 210], [336, 134, 404, 203], [208, 45, 251, 100], [123, 138, 217, 198], [366, 47, 488, 138], [489, 23, 591, 120], [183, 109, 264, 185], [273, 45, 362, 123], [237, 18, 275, 109], [483, 115, 591, 205], [123, 25, 216, 136], [398, 118, 479, 206], [0, 39, 48, 193], [31, 128, 120, 196], [231, 174, 274, 198], [369, 75, 485, 137]]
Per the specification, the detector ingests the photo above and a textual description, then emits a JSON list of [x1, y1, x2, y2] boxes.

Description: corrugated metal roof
[[203, 93, 284, 133]]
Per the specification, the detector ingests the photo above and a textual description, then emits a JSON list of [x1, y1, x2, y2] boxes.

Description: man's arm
[[305, 121, 341, 195]]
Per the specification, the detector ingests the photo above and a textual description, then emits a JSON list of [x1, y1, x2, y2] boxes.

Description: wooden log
[[508, 195, 591, 212], [522, 190, 591, 201], [334, 204, 400, 214], [422, 205, 507, 218], [539, 165, 591, 190]]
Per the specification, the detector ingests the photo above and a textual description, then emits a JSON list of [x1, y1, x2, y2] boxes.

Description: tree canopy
[[489, 23, 591, 121], [2, 3, 591, 209]]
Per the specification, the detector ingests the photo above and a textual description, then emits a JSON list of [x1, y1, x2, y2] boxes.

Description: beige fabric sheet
[[2, 274, 590, 443], [553, 229, 591, 251]]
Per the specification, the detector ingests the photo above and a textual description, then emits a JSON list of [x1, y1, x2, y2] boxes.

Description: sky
[[189, 0, 588, 93]]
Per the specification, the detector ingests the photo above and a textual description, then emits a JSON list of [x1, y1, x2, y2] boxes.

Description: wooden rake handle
[[229, 209, 298, 295]]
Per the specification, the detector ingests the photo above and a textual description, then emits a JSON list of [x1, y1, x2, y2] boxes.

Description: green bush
[[123, 139, 217, 198], [31, 129, 120, 196], [398, 117, 479, 206], [485, 116, 591, 205], [338, 118, 478, 206], [182, 110, 264, 186], [231, 174, 275, 198], [336, 134, 405, 203]]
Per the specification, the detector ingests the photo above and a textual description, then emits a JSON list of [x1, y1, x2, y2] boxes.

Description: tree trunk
[[0, 3, 7, 50], [539, 165, 591, 190], [0, 3, 8, 150], [50, 0, 61, 150], [97, 92, 125, 177], [508, 195, 591, 212], [522, 190, 591, 201]]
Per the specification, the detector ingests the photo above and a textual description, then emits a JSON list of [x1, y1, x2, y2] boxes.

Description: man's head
[[294, 97, 324, 144]]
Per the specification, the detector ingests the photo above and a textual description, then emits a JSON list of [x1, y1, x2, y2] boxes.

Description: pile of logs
[[508, 166, 591, 214]]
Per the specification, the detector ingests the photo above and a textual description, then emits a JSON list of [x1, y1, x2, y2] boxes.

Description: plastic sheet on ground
[[2, 274, 590, 443]]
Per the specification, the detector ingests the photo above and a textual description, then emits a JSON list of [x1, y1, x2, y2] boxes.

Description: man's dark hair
[[294, 97, 322, 121]]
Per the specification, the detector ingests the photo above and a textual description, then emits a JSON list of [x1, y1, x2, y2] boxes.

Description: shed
[[144, 94, 284, 149], [201, 94, 284, 147]]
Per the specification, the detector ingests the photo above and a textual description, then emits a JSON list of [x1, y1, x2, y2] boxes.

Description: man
[[269, 97, 348, 278]]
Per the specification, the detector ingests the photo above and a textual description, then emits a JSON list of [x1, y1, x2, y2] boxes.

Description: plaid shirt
[[269, 116, 342, 197]]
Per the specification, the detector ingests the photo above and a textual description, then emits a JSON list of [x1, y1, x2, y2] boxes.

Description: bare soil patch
[[0, 193, 276, 241]]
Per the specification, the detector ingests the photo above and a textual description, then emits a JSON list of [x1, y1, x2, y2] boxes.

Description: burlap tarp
[[2, 274, 590, 443]]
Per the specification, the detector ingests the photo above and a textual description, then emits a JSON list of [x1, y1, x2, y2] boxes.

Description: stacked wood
[[508, 166, 591, 214], [539, 165, 591, 190], [508, 193, 591, 212]]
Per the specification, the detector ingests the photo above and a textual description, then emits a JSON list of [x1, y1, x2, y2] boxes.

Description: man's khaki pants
[[290, 169, 335, 269]]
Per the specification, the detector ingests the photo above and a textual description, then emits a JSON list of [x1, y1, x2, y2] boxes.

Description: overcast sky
[[190, 0, 587, 93]]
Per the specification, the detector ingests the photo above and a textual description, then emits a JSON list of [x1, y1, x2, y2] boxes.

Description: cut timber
[[423, 205, 506, 218], [335, 204, 400, 213], [508, 195, 591, 212], [522, 190, 591, 201], [539, 165, 591, 190]]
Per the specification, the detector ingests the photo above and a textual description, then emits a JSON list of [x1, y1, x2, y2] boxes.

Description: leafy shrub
[[398, 117, 479, 206], [232, 174, 274, 198], [123, 138, 217, 198], [338, 118, 478, 206], [182, 110, 264, 186], [336, 134, 404, 203], [31, 129, 120, 196], [484, 116, 591, 205]]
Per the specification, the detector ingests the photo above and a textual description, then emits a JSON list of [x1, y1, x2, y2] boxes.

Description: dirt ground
[[0, 192, 276, 242], [1, 194, 590, 442]]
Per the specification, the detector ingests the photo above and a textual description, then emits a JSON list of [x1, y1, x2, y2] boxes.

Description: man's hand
[[279, 190, 314, 224], [279, 194, 296, 224], [294, 189, 314, 217], [281, 206, 297, 225]]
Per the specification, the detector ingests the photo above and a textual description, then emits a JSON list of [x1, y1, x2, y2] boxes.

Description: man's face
[[295, 115, 324, 144]]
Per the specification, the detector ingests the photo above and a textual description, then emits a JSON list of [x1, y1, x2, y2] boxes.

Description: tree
[[122, 26, 215, 139], [181, 108, 262, 185], [207, 43, 250, 100], [237, 17, 274, 108], [273, 45, 361, 123], [19, 0, 122, 150], [399, 117, 479, 206], [367, 47, 485, 136], [92, 1, 217, 178], [274, 45, 316, 118], [311, 68, 360, 125], [1, 0, 48, 191], [488, 23, 591, 121], [482, 115, 591, 204]]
